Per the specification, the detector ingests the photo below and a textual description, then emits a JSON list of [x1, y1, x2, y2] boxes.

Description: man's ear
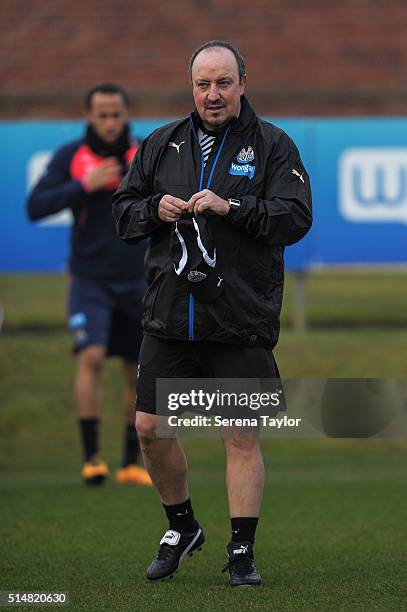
[[240, 74, 247, 94]]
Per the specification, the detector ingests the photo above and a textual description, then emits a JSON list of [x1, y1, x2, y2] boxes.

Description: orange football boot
[[81, 458, 109, 485], [115, 464, 153, 486]]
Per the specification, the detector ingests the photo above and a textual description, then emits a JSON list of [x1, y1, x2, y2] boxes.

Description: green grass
[[1, 273, 407, 610], [1, 440, 406, 611], [2, 269, 407, 330]]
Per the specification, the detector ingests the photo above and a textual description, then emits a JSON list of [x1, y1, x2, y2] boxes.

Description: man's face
[[86, 92, 128, 143], [191, 48, 245, 131]]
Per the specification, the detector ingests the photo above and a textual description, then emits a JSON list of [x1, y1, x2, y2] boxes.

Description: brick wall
[[1, 0, 407, 117]]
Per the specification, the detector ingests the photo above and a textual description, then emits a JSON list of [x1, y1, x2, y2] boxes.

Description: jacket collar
[[229, 95, 257, 132], [84, 123, 131, 158], [190, 95, 257, 135]]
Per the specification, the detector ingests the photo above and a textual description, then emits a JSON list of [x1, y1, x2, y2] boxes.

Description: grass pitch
[[1, 273, 407, 611], [2, 440, 406, 611]]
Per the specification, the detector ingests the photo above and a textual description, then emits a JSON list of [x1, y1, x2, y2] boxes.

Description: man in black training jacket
[[113, 41, 312, 586]]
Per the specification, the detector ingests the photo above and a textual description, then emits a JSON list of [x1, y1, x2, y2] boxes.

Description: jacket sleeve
[[112, 137, 165, 245], [27, 146, 85, 221], [224, 132, 312, 246]]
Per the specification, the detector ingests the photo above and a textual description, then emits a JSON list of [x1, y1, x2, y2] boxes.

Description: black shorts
[[68, 275, 144, 361], [136, 335, 283, 414]]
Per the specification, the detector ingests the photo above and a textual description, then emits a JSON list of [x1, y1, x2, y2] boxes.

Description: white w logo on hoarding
[[339, 148, 407, 224], [27, 151, 73, 226]]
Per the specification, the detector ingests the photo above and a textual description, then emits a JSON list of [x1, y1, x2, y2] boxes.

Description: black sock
[[123, 424, 140, 467], [79, 418, 99, 462], [163, 498, 199, 533], [231, 517, 258, 544]]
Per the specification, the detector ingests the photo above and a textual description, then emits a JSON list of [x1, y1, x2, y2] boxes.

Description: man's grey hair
[[189, 40, 246, 82]]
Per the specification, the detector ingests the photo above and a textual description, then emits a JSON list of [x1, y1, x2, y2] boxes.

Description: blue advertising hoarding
[[311, 119, 407, 266], [0, 118, 405, 272], [0, 119, 168, 273]]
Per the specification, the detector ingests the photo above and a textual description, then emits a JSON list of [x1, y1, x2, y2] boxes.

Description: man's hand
[[158, 194, 188, 222], [85, 158, 122, 192], [187, 189, 229, 216]]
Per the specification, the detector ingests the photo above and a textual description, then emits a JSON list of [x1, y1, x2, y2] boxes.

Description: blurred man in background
[[27, 83, 151, 487]]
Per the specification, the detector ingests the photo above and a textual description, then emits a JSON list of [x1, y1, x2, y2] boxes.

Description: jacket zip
[[188, 116, 230, 340]]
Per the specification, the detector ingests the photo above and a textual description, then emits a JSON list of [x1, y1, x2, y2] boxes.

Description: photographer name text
[[167, 415, 301, 428]]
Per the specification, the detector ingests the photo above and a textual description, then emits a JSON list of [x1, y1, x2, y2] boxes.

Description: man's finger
[[187, 193, 200, 207], [105, 164, 121, 173], [187, 190, 209, 208], [192, 197, 207, 215], [189, 196, 206, 213], [197, 201, 210, 215], [162, 202, 185, 215], [162, 194, 177, 205], [164, 212, 182, 222], [163, 195, 188, 210], [101, 158, 120, 167], [159, 208, 182, 222], [174, 198, 188, 210]]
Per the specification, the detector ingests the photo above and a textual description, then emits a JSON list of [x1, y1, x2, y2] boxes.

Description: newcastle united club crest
[[236, 146, 255, 164], [229, 145, 256, 180]]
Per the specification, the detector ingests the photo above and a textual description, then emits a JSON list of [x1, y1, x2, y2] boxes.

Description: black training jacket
[[112, 96, 312, 349]]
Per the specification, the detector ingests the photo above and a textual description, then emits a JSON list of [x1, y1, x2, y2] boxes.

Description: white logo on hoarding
[[339, 148, 407, 224], [27, 151, 73, 227]]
